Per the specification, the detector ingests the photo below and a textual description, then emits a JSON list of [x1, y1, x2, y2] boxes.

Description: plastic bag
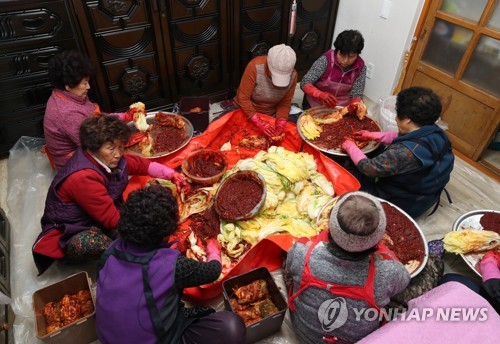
[[6, 137, 100, 343], [373, 96, 398, 132]]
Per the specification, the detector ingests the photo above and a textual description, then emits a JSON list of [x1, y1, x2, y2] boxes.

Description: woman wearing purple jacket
[[96, 185, 245, 344]]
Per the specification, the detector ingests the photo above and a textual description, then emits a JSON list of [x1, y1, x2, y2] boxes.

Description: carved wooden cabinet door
[[70, 0, 173, 112], [230, 0, 339, 93], [0, 0, 80, 157], [288, 0, 339, 79], [157, 0, 230, 100], [68, 0, 339, 111], [230, 0, 290, 94]]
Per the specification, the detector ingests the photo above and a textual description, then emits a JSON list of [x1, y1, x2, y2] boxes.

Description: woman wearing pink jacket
[[43, 50, 126, 169]]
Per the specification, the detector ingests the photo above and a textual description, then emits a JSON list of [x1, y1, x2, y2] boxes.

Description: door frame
[[401, 0, 500, 162]]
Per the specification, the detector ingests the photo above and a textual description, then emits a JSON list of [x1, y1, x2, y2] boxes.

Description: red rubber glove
[[172, 172, 190, 194], [349, 97, 362, 105], [344, 97, 363, 115], [206, 238, 221, 263], [249, 113, 275, 138], [341, 138, 367, 166], [303, 83, 337, 108], [119, 109, 134, 122], [274, 117, 287, 136], [353, 130, 398, 144]]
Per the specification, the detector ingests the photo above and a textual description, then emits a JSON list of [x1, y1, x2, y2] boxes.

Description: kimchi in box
[[33, 271, 96, 344], [222, 267, 288, 344]]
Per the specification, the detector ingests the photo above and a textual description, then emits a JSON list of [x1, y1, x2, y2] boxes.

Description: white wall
[[333, 0, 425, 103]]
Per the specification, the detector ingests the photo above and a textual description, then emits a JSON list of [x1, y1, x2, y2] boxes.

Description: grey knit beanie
[[329, 191, 386, 252]]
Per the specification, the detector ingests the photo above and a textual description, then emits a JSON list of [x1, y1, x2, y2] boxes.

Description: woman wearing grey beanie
[[285, 191, 410, 343]]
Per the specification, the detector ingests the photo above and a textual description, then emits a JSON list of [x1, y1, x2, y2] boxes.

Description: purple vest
[[307, 49, 365, 106], [96, 239, 188, 344], [40, 147, 129, 243]]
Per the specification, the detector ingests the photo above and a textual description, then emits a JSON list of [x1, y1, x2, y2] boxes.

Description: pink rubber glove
[[353, 130, 398, 144], [274, 117, 287, 136], [148, 162, 175, 179], [249, 113, 275, 138], [206, 238, 221, 263], [118, 110, 134, 122], [480, 251, 500, 282], [303, 83, 337, 108], [341, 139, 367, 166], [172, 172, 190, 194]]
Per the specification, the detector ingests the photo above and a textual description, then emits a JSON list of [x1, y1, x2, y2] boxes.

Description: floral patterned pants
[[66, 227, 113, 263]]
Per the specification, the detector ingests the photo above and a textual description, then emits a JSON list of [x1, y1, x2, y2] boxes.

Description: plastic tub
[[214, 170, 266, 221], [181, 149, 228, 185]]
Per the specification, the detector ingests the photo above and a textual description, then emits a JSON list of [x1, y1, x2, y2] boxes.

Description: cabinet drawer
[[0, 0, 76, 48], [0, 42, 79, 89]]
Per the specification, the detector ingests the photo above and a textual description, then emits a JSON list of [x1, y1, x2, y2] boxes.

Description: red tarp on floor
[[125, 109, 360, 301]]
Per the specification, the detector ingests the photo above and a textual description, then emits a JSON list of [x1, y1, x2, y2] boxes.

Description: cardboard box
[[33, 271, 97, 344], [222, 267, 288, 344], [180, 96, 210, 132]]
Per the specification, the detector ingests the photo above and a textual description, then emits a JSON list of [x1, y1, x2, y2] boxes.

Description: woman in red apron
[[285, 191, 410, 343], [300, 30, 366, 109]]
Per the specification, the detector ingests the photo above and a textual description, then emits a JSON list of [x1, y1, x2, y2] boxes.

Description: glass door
[[403, 0, 500, 176]]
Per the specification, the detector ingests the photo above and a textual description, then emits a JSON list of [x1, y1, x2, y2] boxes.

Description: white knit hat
[[329, 191, 386, 252], [267, 44, 296, 87]]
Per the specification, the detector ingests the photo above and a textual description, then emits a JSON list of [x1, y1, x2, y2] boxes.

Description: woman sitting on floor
[[96, 185, 246, 344], [32, 116, 188, 275], [43, 50, 131, 169]]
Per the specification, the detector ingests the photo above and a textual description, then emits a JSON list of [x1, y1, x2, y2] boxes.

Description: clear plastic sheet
[[6, 137, 97, 343], [6, 136, 499, 343], [371, 95, 449, 132], [372, 96, 398, 132]]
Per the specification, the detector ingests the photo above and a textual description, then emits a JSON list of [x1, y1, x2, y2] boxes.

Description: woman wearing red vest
[[285, 191, 410, 343], [300, 30, 366, 110]]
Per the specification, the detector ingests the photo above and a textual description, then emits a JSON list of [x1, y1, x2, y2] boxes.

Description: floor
[[0, 86, 499, 343], [481, 148, 500, 175]]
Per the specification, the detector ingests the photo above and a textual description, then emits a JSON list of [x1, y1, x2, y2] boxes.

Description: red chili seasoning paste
[[479, 212, 500, 234], [312, 115, 379, 150], [381, 202, 425, 265], [190, 207, 221, 240], [153, 126, 187, 153], [188, 151, 226, 178], [216, 175, 263, 220]]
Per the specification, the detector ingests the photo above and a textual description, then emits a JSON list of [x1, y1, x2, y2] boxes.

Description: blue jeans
[[438, 273, 481, 294]]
